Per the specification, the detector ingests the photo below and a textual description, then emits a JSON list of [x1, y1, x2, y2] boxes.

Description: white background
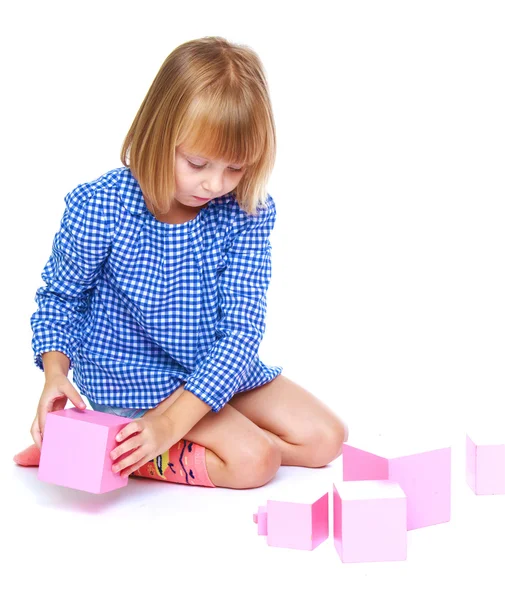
[[1, 1, 504, 598]]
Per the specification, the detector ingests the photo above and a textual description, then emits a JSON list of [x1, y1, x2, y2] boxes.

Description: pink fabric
[[14, 444, 41, 467], [133, 439, 215, 487]]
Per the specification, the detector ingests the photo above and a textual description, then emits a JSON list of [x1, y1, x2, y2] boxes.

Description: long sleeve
[[31, 183, 117, 371], [184, 195, 277, 411]]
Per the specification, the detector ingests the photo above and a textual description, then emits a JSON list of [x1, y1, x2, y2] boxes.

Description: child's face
[[174, 145, 246, 209]]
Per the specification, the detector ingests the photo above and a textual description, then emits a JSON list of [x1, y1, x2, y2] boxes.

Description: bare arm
[[157, 389, 212, 442], [41, 351, 70, 378], [111, 389, 212, 477]]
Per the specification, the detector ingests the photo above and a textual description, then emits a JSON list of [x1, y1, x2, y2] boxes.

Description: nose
[[202, 169, 225, 196]]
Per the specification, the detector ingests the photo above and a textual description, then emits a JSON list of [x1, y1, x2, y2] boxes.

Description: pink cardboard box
[[254, 488, 329, 550], [466, 429, 505, 495], [334, 479, 407, 563], [343, 432, 451, 530], [38, 408, 133, 494]]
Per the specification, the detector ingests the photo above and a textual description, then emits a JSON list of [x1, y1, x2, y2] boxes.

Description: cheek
[[175, 170, 195, 190], [229, 173, 245, 188]]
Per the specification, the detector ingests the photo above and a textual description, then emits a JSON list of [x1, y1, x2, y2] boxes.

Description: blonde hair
[[120, 36, 276, 215]]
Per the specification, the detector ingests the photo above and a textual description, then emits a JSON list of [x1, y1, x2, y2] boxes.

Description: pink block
[[38, 408, 133, 494], [466, 434, 505, 495], [253, 506, 268, 535], [254, 492, 329, 550], [343, 436, 451, 530], [334, 480, 407, 563]]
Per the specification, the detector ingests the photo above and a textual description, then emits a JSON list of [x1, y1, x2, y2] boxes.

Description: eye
[[187, 161, 205, 170], [187, 160, 243, 173]]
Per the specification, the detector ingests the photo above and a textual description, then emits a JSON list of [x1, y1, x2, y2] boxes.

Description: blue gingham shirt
[[31, 167, 282, 412]]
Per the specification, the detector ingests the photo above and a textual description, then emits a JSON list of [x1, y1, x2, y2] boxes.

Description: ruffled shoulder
[[202, 193, 276, 253], [63, 167, 146, 215], [114, 168, 149, 216]]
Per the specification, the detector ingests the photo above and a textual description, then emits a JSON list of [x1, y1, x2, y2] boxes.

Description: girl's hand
[[31, 374, 87, 448], [110, 413, 176, 478]]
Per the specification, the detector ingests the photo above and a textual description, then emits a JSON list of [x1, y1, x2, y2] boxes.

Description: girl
[[14, 36, 348, 489]]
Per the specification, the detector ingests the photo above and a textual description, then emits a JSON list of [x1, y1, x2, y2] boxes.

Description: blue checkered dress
[[31, 167, 282, 412]]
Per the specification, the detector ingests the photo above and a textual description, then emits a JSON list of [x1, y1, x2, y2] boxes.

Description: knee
[[305, 417, 348, 468], [232, 434, 282, 489]]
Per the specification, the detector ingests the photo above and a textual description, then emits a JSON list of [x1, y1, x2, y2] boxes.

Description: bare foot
[[13, 444, 41, 467]]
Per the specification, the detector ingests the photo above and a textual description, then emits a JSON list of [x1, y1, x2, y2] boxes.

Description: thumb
[[63, 380, 86, 410], [31, 416, 43, 449]]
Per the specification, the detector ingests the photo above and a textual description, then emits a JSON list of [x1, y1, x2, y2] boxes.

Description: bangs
[[176, 90, 266, 167]]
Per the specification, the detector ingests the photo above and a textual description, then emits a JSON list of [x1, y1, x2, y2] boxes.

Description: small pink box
[[254, 490, 329, 550], [38, 408, 133, 494], [334, 479, 407, 563], [466, 432, 505, 495], [343, 433, 451, 530], [253, 506, 268, 535]]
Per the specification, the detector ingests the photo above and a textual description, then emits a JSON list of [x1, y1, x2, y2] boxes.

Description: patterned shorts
[[87, 399, 148, 419]]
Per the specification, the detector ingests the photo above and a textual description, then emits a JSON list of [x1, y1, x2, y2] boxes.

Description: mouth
[[193, 196, 211, 202]]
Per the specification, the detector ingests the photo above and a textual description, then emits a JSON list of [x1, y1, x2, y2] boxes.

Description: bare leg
[[229, 375, 349, 467], [149, 375, 348, 487], [146, 385, 282, 489], [14, 375, 347, 490]]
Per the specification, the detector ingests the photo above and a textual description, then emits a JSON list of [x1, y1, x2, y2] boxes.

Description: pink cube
[[38, 408, 133, 494], [253, 506, 268, 535], [253, 490, 328, 550], [466, 432, 505, 495], [334, 480, 407, 563], [343, 433, 451, 530]]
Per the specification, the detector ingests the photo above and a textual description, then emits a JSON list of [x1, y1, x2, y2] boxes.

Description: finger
[[115, 421, 143, 444], [30, 417, 42, 449], [63, 381, 86, 410], [110, 436, 142, 461], [51, 394, 68, 411], [120, 457, 149, 479], [113, 447, 146, 478], [38, 407, 49, 442]]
